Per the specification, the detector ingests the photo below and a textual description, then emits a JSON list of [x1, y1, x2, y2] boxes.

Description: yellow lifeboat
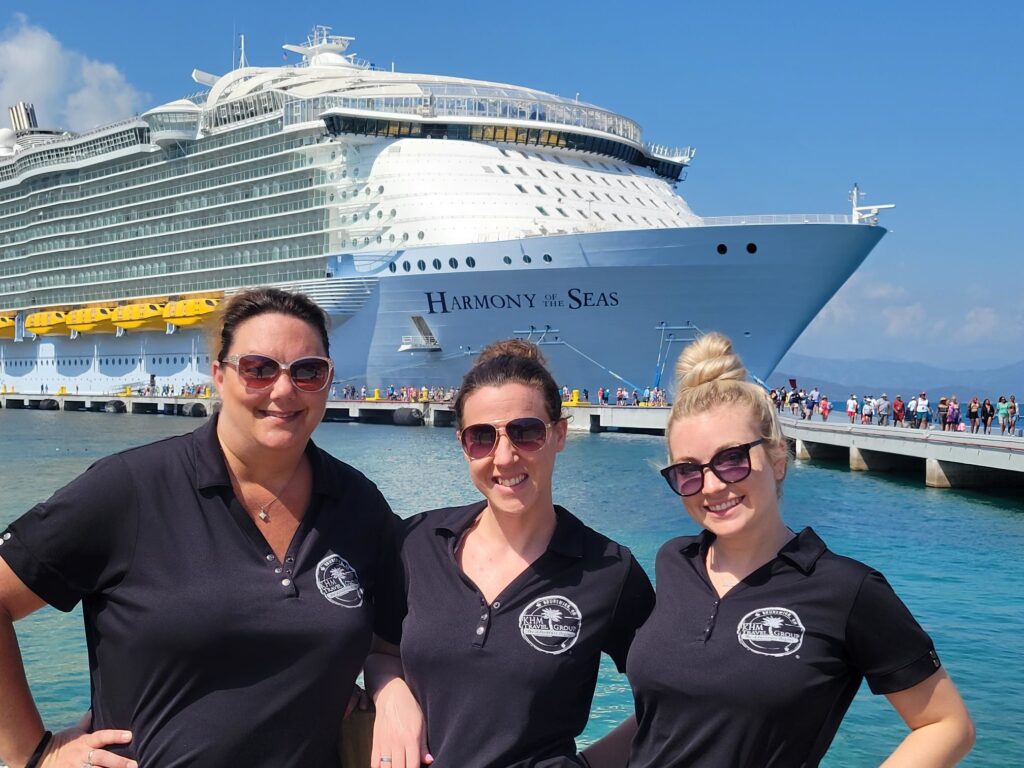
[[163, 297, 220, 327], [24, 310, 67, 336], [0, 315, 14, 340], [112, 302, 167, 331], [66, 306, 117, 334]]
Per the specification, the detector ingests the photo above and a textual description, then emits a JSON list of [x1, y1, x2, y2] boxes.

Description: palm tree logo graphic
[[542, 608, 563, 632], [761, 616, 784, 637], [519, 595, 582, 655]]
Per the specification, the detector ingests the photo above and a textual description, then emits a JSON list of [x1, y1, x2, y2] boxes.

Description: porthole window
[[389, 234, 396, 243], [342, 170, 348, 178], [402, 233, 409, 241], [402, 261, 411, 272], [449, 258, 458, 268], [543, 254, 552, 262], [389, 262, 397, 273], [417, 231, 425, 240], [341, 215, 347, 223], [341, 191, 347, 200], [329, 193, 335, 201], [364, 237, 370, 245], [432, 258, 442, 270], [390, 209, 397, 217], [503, 256, 512, 265], [377, 210, 383, 219], [523, 255, 532, 264], [717, 244, 728, 255], [417, 260, 426, 271], [364, 212, 371, 221], [466, 257, 476, 268], [378, 185, 384, 194], [746, 243, 758, 254], [377, 236, 383, 244]]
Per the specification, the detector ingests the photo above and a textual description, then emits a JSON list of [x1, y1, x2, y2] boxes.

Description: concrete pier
[[784, 418, 1024, 491]]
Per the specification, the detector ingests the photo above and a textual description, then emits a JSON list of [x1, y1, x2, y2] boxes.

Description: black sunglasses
[[220, 354, 333, 392], [458, 417, 554, 459], [660, 438, 766, 497]]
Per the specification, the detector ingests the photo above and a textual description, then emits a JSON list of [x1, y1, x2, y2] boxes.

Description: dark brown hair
[[453, 339, 562, 427], [213, 287, 330, 361]]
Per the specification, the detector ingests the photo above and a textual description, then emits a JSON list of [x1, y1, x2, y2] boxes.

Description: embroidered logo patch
[[736, 607, 805, 657], [316, 554, 363, 608], [518, 595, 582, 655]]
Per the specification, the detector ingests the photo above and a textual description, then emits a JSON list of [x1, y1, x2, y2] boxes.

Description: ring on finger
[[88, 750, 95, 763], [381, 758, 393, 765]]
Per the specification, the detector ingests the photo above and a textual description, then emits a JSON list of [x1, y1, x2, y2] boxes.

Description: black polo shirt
[[0, 415, 401, 768], [388, 501, 654, 768], [626, 527, 941, 768]]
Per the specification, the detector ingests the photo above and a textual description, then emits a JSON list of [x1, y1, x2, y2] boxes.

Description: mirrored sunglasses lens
[[462, 425, 498, 458], [675, 467, 705, 496], [289, 358, 331, 390], [237, 355, 281, 388], [506, 418, 548, 451], [712, 448, 752, 482]]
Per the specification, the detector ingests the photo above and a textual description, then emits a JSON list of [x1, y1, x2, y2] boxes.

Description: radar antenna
[[850, 183, 895, 225]]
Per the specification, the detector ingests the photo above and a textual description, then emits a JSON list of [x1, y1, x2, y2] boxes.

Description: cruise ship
[[0, 27, 889, 396]]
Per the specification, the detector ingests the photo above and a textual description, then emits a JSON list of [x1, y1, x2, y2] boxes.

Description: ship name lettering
[[567, 289, 619, 309], [424, 291, 537, 314]]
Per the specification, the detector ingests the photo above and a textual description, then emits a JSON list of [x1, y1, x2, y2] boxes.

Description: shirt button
[[274, 567, 283, 574], [281, 578, 292, 587], [492, 601, 501, 609], [285, 557, 295, 564], [285, 569, 292, 575], [480, 614, 488, 621], [475, 627, 485, 636], [265, 554, 275, 561], [2, 532, 11, 540]]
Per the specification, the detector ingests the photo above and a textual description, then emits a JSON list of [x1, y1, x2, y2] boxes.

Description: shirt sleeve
[[845, 570, 942, 695], [369, 501, 407, 646], [603, 553, 656, 672], [0, 454, 139, 612]]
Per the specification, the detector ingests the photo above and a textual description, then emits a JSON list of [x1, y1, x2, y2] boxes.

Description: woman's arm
[[579, 715, 637, 768], [364, 636, 432, 768], [881, 669, 975, 767], [0, 559, 136, 768]]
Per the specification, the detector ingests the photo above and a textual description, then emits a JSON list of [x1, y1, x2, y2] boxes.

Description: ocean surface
[[1, 408, 1021, 766]]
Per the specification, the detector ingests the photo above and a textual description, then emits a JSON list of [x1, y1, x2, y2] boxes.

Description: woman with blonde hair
[[624, 332, 974, 767]]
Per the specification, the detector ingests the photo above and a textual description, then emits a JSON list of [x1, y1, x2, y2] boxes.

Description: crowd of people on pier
[[0, 289, 976, 768], [771, 385, 1020, 436]]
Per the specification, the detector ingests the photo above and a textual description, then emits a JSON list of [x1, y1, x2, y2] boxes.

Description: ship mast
[[850, 183, 895, 225]]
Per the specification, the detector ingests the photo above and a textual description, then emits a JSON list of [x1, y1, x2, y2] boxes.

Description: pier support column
[[926, 459, 1024, 489], [850, 447, 921, 473], [795, 439, 811, 461]]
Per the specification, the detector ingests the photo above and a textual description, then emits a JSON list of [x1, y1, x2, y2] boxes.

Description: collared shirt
[[0, 416, 401, 768], [626, 528, 940, 768], [386, 501, 654, 768]]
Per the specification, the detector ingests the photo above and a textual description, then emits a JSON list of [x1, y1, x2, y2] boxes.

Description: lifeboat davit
[[112, 302, 167, 331], [24, 310, 66, 336], [164, 298, 220, 327], [0, 315, 14, 340], [66, 306, 117, 334]]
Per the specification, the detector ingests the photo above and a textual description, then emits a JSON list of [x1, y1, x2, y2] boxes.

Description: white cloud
[[881, 303, 940, 337], [861, 280, 907, 300], [954, 307, 998, 343], [0, 14, 147, 132]]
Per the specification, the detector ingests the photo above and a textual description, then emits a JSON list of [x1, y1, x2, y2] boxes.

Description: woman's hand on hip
[[41, 711, 137, 768]]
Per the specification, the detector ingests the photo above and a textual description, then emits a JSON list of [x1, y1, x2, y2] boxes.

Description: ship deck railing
[[699, 214, 853, 226]]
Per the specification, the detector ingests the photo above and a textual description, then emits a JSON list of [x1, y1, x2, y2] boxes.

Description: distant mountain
[[771, 353, 1024, 400]]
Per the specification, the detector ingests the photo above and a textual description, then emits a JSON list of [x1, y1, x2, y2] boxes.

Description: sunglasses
[[458, 417, 554, 459], [220, 354, 333, 392], [660, 438, 766, 497]]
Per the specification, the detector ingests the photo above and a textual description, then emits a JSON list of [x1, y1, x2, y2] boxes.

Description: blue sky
[[1, 2, 1020, 366]]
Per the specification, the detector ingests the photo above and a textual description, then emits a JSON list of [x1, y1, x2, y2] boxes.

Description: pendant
[[258, 508, 270, 522]]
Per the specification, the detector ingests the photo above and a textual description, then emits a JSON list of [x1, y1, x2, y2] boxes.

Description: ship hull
[[0, 224, 883, 396]]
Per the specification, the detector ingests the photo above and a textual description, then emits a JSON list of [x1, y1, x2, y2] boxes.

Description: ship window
[[747, 243, 758, 254], [543, 254, 552, 262], [483, 166, 494, 173], [594, 211, 604, 220], [503, 256, 512, 265], [389, 234, 396, 243], [573, 190, 583, 199], [537, 169, 548, 178], [364, 237, 371, 245], [402, 261, 411, 272], [517, 167, 528, 176], [432, 259, 442, 270], [403, 233, 409, 241], [612, 213, 623, 222], [578, 209, 588, 219], [378, 186, 384, 194], [571, 173, 581, 181], [555, 187, 566, 196], [717, 244, 728, 255], [582, 160, 594, 168], [377, 236, 383, 243], [449, 258, 458, 268], [628, 215, 637, 223], [466, 257, 476, 268], [557, 208, 569, 217], [606, 194, 615, 202], [535, 186, 547, 195], [499, 148, 510, 157], [523, 255, 532, 264], [418, 231, 425, 240], [515, 184, 527, 193], [389, 262, 397, 273], [417, 260, 426, 271], [497, 165, 510, 174]]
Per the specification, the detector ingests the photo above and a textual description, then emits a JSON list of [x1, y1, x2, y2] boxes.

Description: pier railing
[[700, 214, 852, 226]]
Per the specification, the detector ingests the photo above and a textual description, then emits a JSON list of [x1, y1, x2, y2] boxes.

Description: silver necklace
[[253, 460, 303, 523]]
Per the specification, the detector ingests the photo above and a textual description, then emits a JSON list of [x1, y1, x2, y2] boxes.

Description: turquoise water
[[1, 408, 1021, 766]]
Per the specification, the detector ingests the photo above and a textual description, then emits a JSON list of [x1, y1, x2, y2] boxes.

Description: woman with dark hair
[[0, 287, 400, 768], [623, 332, 974, 767], [981, 398, 996, 435], [366, 339, 654, 768]]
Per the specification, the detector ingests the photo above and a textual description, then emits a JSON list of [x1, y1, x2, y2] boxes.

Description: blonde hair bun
[[475, 338, 546, 367], [674, 331, 747, 391]]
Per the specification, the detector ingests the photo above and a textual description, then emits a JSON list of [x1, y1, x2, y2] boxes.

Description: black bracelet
[[24, 730, 52, 768]]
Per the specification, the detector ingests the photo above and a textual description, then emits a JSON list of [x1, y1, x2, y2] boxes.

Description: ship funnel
[[8, 102, 38, 132]]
